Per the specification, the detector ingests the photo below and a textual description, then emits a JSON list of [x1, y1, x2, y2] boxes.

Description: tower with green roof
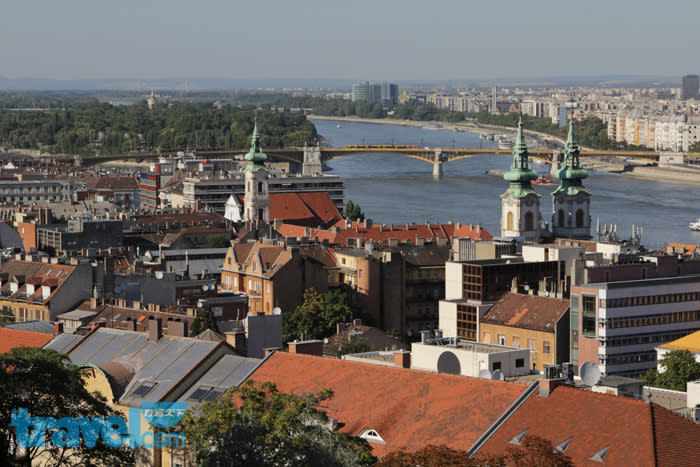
[[500, 117, 541, 240], [552, 120, 591, 239], [243, 121, 270, 225]]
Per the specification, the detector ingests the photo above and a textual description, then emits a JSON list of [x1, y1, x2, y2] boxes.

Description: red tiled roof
[[248, 352, 527, 457], [236, 192, 341, 227], [0, 328, 54, 353], [477, 385, 700, 466], [278, 220, 492, 246], [481, 293, 569, 333]]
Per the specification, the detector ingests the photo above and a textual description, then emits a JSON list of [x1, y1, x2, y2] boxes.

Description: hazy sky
[[2, 0, 699, 81]]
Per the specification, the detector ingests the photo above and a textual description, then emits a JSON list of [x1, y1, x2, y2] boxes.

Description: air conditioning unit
[[544, 365, 561, 380]]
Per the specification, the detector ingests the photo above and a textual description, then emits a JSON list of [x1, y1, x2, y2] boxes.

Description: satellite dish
[[580, 361, 601, 386], [492, 370, 504, 381], [272, 307, 282, 315], [202, 285, 209, 291], [155, 271, 163, 280], [478, 369, 492, 379], [197, 301, 203, 308]]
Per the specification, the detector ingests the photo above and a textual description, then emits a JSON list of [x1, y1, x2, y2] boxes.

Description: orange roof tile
[[477, 385, 700, 466], [481, 293, 570, 333], [248, 352, 527, 457], [0, 328, 54, 354]]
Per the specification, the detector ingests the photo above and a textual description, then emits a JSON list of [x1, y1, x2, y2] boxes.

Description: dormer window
[[358, 429, 386, 445]]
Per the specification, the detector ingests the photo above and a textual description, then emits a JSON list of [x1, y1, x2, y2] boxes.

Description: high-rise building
[[351, 81, 398, 104], [682, 74, 699, 100]]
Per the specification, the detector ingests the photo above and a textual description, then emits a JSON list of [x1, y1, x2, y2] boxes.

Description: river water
[[312, 118, 700, 250]]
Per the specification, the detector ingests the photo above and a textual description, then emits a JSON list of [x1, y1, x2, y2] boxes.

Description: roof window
[[358, 429, 386, 445], [589, 445, 609, 462], [131, 382, 156, 397], [509, 429, 528, 446]]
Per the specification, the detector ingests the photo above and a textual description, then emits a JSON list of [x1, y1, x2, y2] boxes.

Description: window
[[576, 209, 584, 228], [543, 341, 551, 354], [515, 358, 525, 368], [558, 209, 565, 227], [188, 387, 211, 401], [507, 212, 514, 231], [492, 361, 502, 371], [498, 334, 506, 345], [131, 382, 156, 397], [525, 211, 534, 231], [582, 294, 597, 337], [512, 336, 521, 347], [528, 339, 536, 352]]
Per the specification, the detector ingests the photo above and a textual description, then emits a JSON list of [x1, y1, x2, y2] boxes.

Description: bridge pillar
[[433, 148, 443, 178], [302, 145, 322, 176]]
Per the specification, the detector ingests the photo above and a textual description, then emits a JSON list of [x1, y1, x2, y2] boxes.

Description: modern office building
[[351, 81, 398, 104], [682, 74, 700, 100], [571, 274, 700, 377]]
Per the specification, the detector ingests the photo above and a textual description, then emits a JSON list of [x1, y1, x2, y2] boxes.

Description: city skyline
[[3, 0, 700, 83]]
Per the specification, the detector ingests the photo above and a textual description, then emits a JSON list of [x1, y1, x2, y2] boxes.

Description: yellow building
[[479, 293, 570, 372]]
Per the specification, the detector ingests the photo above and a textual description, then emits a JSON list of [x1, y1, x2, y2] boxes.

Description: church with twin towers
[[500, 117, 592, 241]]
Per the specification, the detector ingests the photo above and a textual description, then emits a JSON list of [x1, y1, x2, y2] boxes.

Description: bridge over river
[[45, 145, 698, 177]]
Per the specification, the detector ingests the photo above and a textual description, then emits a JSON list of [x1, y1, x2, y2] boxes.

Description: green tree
[[178, 380, 375, 467], [202, 234, 230, 249], [0, 347, 134, 466], [377, 435, 573, 467], [337, 336, 372, 356], [344, 200, 365, 221], [644, 349, 700, 391], [0, 306, 14, 325], [190, 305, 220, 336], [283, 289, 370, 344]]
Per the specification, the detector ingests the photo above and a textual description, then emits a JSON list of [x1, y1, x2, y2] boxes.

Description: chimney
[[125, 319, 136, 332], [538, 377, 566, 397], [288, 340, 323, 356], [273, 218, 283, 231], [148, 318, 162, 342], [394, 350, 411, 369], [225, 331, 247, 355], [264, 347, 281, 357], [167, 320, 188, 338], [54, 322, 63, 335]]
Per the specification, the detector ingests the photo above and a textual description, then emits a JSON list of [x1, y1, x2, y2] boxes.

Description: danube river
[[312, 118, 700, 250]]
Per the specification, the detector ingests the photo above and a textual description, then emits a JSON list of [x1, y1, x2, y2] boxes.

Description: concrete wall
[[444, 262, 463, 300], [438, 301, 458, 337]]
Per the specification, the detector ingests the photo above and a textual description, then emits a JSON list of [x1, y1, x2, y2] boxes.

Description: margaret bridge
[[45, 145, 699, 178]]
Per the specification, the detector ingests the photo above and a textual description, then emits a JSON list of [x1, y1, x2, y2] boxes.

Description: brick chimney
[[394, 350, 411, 368], [148, 318, 162, 342], [54, 322, 63, 335], [167, 320, 188, 338], [288, 340, 323, 356]]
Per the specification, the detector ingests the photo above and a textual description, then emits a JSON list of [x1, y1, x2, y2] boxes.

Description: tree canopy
[[178, 380, 375, 466], [344, 200, 365, 221], [283, 288, 372, 344], [190, 305, 220, 336], [0, 100, 317, 155], [377, 435, 573, 467], [644, 349, 700, 391], [0, 347, 133, 466]]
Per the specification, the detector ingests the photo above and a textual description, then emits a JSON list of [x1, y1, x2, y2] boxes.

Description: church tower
[[243, 121, 270, 225], [500, 117, 541, 240], [552, 120, 591, 239]]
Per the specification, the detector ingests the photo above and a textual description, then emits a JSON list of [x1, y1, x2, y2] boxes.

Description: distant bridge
[[42, 145, 699, 177]]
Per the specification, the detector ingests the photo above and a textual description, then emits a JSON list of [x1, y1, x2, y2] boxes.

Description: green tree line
[[0, 100, 316, 155]]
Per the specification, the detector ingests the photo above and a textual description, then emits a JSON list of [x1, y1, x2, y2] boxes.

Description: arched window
[[558, 209, 565, 227], [576, 209, 584, 228], [525, 211, 534, 231], [258, 208, 264, 221], [506, 212, 514, 231], [257, 181, 263, 193]]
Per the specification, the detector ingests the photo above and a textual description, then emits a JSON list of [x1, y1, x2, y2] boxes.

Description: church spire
[[503, 117, 538, 197], [554, 120, 589, 195], [244, 119, 267, 171]]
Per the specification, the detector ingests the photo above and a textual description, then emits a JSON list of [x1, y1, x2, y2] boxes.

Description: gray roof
[[178, 354, 262, 408], [56, 327, 225, 406], [44, 333, 84, 353], [57, 310, 97, 320], [4, 320, 56, 334]]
